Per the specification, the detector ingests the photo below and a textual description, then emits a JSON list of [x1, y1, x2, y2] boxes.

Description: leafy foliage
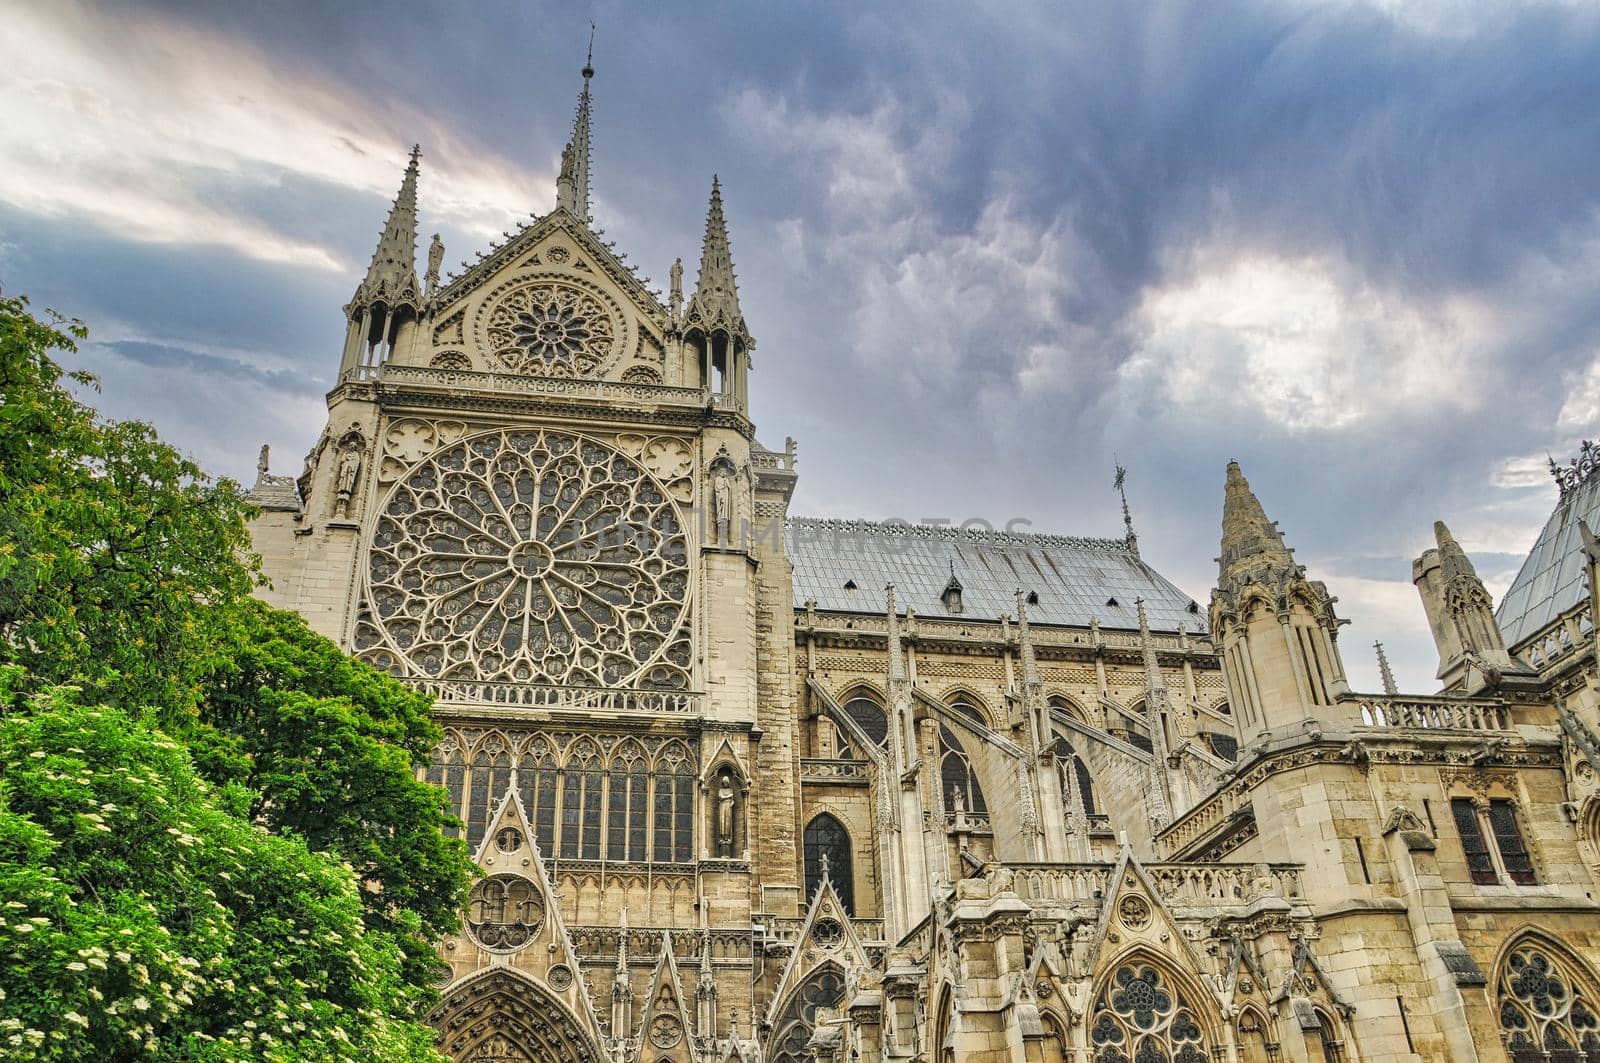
[[195, 602, 470, 985], [0, 293, 471, 1053], [0, 679, 443, 1061]]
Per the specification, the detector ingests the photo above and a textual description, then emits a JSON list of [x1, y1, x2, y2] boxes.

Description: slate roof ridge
[[784, 515, 1133, 553]]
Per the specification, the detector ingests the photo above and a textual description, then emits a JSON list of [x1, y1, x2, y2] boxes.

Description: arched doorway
[[431, 970, 602, 1063]]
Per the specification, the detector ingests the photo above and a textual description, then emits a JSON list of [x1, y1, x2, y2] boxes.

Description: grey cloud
[[8, 0, 1599, 695]]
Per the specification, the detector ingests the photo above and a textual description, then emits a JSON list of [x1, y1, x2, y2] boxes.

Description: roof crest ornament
[[1551, 440, 1600, 501], [1374, 641, 1399, 696]]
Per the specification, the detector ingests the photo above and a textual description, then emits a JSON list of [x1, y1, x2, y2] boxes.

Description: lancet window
[[803, 813, 854, 914], [434, 731, 697, 863], [940, 698, 988, 816]]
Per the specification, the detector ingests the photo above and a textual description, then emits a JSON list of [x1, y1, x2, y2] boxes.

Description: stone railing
[[1157, 786, 1251, 858], [1520, 603, 1592, 674], [944, 811, 992, 832], [1010, 862, 1302, 906], [1352, 695, 1511, 732], [377, 363, 708, 407], [416, 679, 702, 716], [801, 759, 871, 783]]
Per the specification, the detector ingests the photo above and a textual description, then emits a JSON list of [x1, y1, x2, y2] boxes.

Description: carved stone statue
[[559, 141, 576, 185], [335, 442, 362, 518], [257, 443, 270, 480], [669, 257, 683, 317], [425, 234, 444, 297], [714, 770, 737, 857], [711, 469, 734, 546]]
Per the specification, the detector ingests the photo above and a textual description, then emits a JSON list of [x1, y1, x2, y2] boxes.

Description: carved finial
[[683, 175, 751, 344], [1374, 641, 1398, 696], [818, 850, 830, 884], [1114, 460, 1139, 559]]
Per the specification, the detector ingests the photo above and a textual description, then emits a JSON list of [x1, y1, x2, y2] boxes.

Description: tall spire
[[1374, 641, 1399, 696], [683, 175, 751, 341], [1218, 460, 1293, 581], [351, 145, 422, 312], [555, 30, 595, 222]]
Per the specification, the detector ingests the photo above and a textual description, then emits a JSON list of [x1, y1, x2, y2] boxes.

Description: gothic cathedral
[[245, 62, 1600, 1063]]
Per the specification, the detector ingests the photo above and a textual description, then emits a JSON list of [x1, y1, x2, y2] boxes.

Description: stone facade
[[242, 61, 1600, 1063]]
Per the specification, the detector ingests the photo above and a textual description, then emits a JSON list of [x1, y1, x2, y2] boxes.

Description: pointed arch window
[[940, 698, 989, 816], [606, 749, 649, 863], [653, 752, 694, 863], [837, 695, 888, 758], [768, 964, 846, 1063], [428, 739, 468, 839], [1088, 961, 1211, 1063], [1497, 940, 1600, 1062], [517, 746, 559, 857], [1053, 736, 1097, 817], [803, 813, 854, 915], [468, 745, 513, 851]]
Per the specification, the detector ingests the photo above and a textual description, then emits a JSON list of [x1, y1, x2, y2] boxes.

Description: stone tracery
[[1088, 961, 1211, 1063], [358, 428, 691, 690], [1497, 939, 1600, 1062], [483, 279, 619, 376]]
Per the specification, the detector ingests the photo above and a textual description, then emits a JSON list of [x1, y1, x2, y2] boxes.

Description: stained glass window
[[1497, 941, 1600, 1063], [1490, 799, 1538, 885], [837, 696, 888, 757], [1088, 962, 1210, 1063], [803, 813, 854, 915], [1451, 798, 1498, 885], [768, 965, 846, 1063]]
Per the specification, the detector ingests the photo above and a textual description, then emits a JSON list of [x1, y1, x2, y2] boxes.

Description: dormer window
[[1106, 597, 1119, 608], [941, 566, 964, 614], [1026, 590, 1040, 606], [843, 579, 858, 592]]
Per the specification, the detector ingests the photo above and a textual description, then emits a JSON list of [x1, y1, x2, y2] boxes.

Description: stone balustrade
[[1353, 695, 1511, 731], [1011, 862, 1301, 906], [375, 362, 708, 406], [415, 679, 702, 716]]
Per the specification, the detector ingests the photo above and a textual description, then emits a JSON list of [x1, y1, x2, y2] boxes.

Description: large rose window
[[357, 428, 691, 689], [483, 281, 617, 376]]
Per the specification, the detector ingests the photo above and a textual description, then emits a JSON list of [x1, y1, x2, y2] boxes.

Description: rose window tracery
[[466, 874, 545, 952], [358, 428, 691, 690], [484, 281, 618, 377], [1089, 963, 1210, 1063], [1498, 943, 1600, 1061]]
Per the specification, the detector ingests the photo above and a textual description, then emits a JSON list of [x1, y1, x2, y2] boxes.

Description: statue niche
[[710, 765, 743, 858]]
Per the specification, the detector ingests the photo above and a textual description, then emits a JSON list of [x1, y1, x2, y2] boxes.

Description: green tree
[[0, 677, 444, 1061], [0, 293, 472, 1034], [194, 601, 471, 985], [0, 292, 256, 715]]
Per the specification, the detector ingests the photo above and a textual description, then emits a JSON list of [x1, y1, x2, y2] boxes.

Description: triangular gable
[[763, 873, 872, 1030], [699, 736, 751, 786], [1086, 848, 1215, 991], [633, 932, 698, 1062], [454, 787, 606, 1047], [431, 209, 666, 323], [1272, 937, 1356, 1019]]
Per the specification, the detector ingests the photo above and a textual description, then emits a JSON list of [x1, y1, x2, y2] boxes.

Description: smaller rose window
[[484, 281, 617, 377], [466, 874, 545, 952]]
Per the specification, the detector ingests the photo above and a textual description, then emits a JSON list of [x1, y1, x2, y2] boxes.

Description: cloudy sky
[[3, 0, 1597, 692]]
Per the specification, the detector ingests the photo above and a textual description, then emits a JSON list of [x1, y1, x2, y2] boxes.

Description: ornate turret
[[1209, 462, 1349, 744], [1413, 520, 1520, 692], [684, 177, 753, 408], [554, 44, 595, 222], [340, 147, 424, 377]]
